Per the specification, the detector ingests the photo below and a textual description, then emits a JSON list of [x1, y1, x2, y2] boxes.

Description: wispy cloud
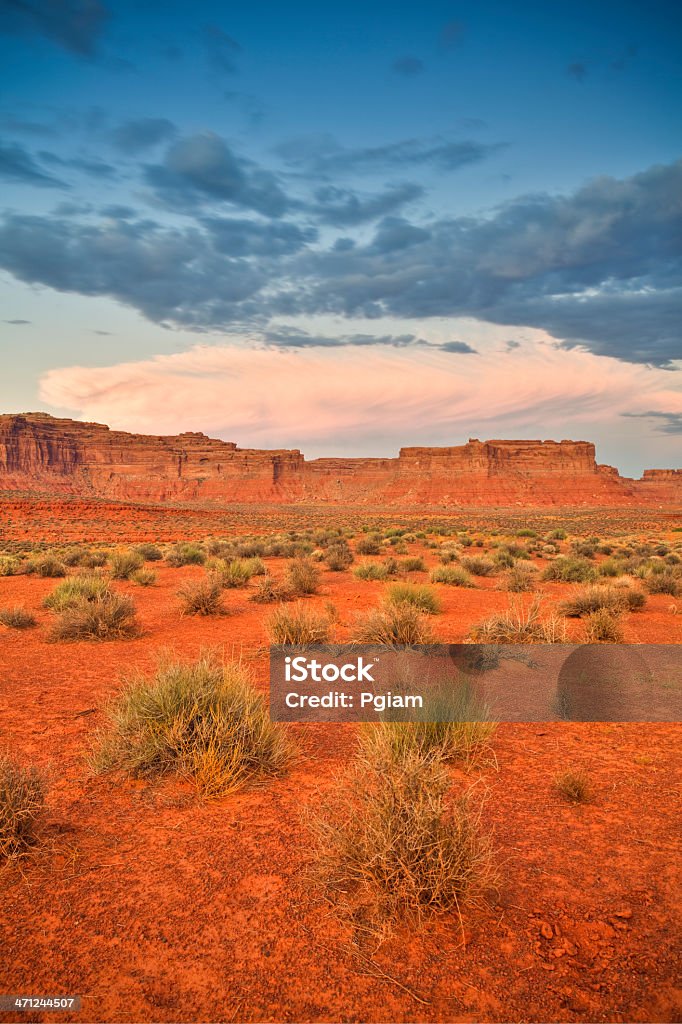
[[39, 340, 679, 453]]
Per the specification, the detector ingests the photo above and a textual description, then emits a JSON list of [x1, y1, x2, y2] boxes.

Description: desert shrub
[[555, 769, 592, 803], [0, 556, 21, 576], [131, 568, 157, 587], [26, 554, 67, 578], [178, 577, 225, 616], [355, 534, 382, 556], [50, 593, 139, 642], [503, 565, 537, 592], [438, 546, 460, 565], [92, 654, 292, 796], [286, 557, 320, 596], [0, 756, 46, 860], [516, 529, 537, 538], [44, 573, 111, 611], [644, 570, 680, 596], [560, 584, 645, 617], [354, 561, 390, 581], [306, 742, 493, 928], [211, 558, 251, 589], [82, 549, 108, 568], [572, 541, 597, 559], [244, 556, 266, 577], [583, 608, 624, 642], [266, 602, 332, 644], [353, 603, 434, 645], [385, 583, 441, 615], [399, 556, 426, 572], [469, 597, 566, 643], [109, 549, 144, 580], [166, 543, 206, 567], [135, 543, 163, 562], [494, 549, 515, 569], [249, 575, 292, 604], [363, 683, 495, 767], [542, 557, 595, 583], [234, 540, 267, 559], [61, 547, 88, 567], [461, 556, 497, 577], [598, 558, 623, 577], [430, 565, 475, 587], [325, 541, 354, 572], [549, 529, 567, 540], [0, 605, 36, 629]]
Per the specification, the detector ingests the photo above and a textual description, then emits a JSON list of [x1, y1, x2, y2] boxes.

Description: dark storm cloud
[[275, 133, 503, 178], [440, 341, 478, 354], [391, 55, 424, 76], [145, 133, 289, 217], [0, 158, 678, 368], [1, 0, 109, 56], [202, 25, 241, 74], [0, 212, 266, 326], [622, 412, 682, 435], [310, 183, 423, 226], [286, 159, 682, 366], [202, 217, 316, 256], [111, 118, 177, 154], [0, 139, 66, 187], [370, 216, 431, 252], [262, 328, 428, 350], [3, 318, 31, 324]]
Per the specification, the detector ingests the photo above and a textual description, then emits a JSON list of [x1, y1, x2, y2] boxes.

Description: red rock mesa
[[0, 413, 680, 506]]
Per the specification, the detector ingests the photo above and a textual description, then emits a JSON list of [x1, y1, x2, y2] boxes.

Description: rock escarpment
[[0, 413, 680, 506]]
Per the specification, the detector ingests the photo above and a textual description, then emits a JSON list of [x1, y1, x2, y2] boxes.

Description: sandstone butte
[[0, 412, 680, 507]]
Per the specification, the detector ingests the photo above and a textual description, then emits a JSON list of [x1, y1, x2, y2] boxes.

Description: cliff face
[[0, 413, 680, 506]]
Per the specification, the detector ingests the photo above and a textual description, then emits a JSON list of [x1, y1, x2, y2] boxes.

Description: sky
[[0, 0, 680, 475]]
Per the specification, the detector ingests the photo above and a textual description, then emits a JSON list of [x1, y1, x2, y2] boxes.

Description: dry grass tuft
[[0, 756, 46, 860], [178, 576, 225, 616], [0, 605, 37, 629], [353, 602, 434, 645], [92, 653, 292, 797], [468, 596, 566, 643], [266, 601, 332, 644], [50, 593, 139, 642], [555, 769, 592, 803], [306, 739, 494, 931]]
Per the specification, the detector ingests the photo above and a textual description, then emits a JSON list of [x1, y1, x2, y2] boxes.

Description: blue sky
[[0, 0, 680, 472]]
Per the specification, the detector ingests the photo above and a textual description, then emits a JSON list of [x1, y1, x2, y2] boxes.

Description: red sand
[[1, 530, 681, 1023]]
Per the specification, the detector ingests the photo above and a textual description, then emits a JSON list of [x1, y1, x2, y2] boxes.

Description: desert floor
[[1, 501, 680, 1023]]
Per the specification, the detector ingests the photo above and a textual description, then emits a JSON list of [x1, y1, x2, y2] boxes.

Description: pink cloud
[[39, 342, 681, 454]]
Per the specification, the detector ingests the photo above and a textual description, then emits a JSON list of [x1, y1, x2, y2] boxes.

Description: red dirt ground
[[1, 521, 681, 1023]]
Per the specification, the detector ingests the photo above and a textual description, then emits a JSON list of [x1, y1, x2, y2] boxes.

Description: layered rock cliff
[[0, 413, 680, 506]]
